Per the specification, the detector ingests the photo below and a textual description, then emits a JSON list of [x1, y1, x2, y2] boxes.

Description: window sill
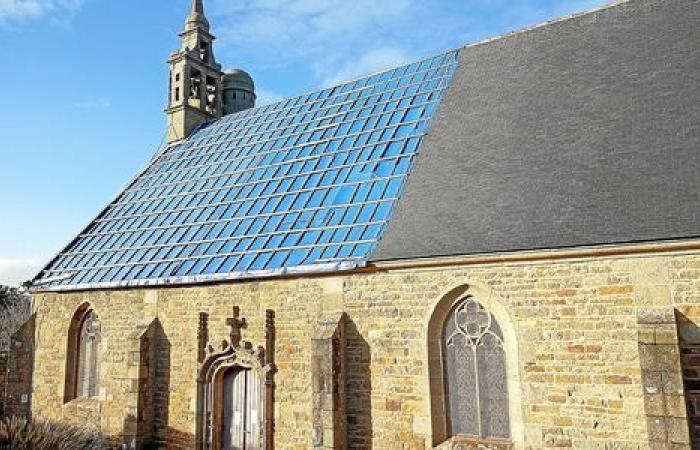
[[435, 435, 513, 450], [62, 396, 103, 412]]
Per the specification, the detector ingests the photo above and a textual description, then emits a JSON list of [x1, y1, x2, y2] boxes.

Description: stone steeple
[[165, 0, 223, 143], [186, 0, 209, 30]]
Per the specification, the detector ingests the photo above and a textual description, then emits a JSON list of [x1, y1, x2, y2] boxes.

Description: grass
[[0, 416, 117, 450]]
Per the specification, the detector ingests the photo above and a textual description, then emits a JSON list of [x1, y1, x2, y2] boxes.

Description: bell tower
[[166, 0, 223, 143]]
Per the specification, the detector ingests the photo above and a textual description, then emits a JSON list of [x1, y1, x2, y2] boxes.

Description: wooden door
[[221, 368, 262, 450]]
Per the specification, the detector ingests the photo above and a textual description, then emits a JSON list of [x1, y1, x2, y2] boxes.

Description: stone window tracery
[[64, 304, 103, 402], [76, 310, 102, 398], [442, 295, 510, 440]]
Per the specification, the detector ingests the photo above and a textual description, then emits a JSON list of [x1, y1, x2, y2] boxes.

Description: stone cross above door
[[195, 306, 277, 450], [226, 306, 247, 349]]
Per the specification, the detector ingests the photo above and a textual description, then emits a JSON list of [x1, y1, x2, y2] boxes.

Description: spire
[[167, 0, 222, 142], [186, 0, 209, 31]]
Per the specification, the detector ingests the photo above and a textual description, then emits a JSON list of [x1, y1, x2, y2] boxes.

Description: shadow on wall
[[135, 318, 178, 450], [0, 313, 196, 449], [345, 318, 373, 449], [676, 311, 700, 446], [4, 313, 373, 449], [120, 417, 194, 450], [2, 314, 35, 419], [165, 427, 196, 450]]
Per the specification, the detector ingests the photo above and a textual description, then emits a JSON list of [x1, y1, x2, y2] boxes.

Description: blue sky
[[0, 0, 608, 286]]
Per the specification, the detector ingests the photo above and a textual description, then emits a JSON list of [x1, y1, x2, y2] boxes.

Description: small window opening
[[199, 40, 210, 63], [189, 69, 202, 100], [169, 72, 173, 103], [205, 75, 217, 114]]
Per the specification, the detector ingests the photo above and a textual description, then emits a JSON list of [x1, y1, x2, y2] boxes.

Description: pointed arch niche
[[427, 284, 524, 449], [64, 302, 103, 403]]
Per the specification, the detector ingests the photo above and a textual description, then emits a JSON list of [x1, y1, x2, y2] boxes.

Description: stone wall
[[4, 314, 35, 419], [0, 287, 32, 420], [28, 249, 700, 449], [637, 308, 688, 448]]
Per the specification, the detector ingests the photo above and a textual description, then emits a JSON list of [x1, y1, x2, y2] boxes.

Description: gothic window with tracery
[[76, 310, 102, 398], [442, 295, 510, 440]]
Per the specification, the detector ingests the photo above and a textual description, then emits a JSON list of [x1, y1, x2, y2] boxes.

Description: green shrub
[[0, 416, 116, 450]]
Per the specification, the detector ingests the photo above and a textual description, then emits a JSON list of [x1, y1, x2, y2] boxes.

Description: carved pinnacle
[[197, 312, 209, 364]]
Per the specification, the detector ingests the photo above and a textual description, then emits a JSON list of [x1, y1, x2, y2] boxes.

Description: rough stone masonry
[[24, 250, 700, 448]]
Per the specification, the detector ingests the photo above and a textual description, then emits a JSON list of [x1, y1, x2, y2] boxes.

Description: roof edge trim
[[458, 0, 627, 53], [371, 238, 700, 270], [31, 260, 365, 293], [28, 140, 181, 287]]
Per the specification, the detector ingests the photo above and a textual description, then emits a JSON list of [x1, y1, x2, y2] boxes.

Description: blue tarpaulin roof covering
[[33, 49, 460, 290]]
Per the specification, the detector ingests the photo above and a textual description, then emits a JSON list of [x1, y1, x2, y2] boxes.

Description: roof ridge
[[213, 48, 461, 124], [460, 0, 628, 52], [217, 0, 629, 122]]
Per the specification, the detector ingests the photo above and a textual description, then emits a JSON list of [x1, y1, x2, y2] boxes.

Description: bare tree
[[0, 287, 31, 352]]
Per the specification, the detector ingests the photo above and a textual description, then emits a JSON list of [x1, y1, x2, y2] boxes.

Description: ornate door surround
[[196, 307, 276, 450]]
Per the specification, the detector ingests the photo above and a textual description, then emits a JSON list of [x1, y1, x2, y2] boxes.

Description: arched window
[[65, 305, 103, 402], [442, 295, 510, 440], [428, 289, 518, 447], [76, 310, 102, 398]]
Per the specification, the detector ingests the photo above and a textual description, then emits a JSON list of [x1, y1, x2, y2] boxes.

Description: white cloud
[[0, 0, 84, 24], [210, 0, 420, 85], [256, 89, 284, 106], [208, 0, 614, 93], [0, 259, 41, 287], [319, 47, 411, 87]]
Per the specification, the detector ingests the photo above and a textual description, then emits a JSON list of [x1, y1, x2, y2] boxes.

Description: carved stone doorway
[[196, 307, 276, 450], [221, 367, 262, 450]]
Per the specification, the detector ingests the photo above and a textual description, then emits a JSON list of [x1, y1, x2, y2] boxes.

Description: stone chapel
[[4, 0, 700, 448]]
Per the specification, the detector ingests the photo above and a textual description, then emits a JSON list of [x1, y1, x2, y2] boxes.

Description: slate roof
[[32, 51, 460, 290], [374, 0, 700, 261], [32, 0, 700, 291]]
